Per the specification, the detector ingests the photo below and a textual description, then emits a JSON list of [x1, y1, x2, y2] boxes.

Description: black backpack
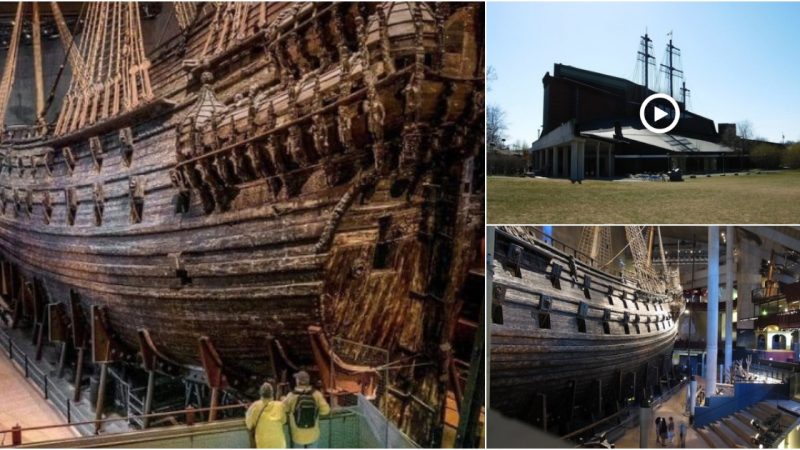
[[293, 392, 319, 429]]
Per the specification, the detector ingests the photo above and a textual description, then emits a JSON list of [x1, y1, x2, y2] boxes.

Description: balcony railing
[[753, 286, 783, 302], [757, 310, 800, 329]]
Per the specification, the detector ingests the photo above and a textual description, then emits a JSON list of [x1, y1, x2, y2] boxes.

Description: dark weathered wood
[[491, 228, 679, 433], [0, 3, 484, 445]]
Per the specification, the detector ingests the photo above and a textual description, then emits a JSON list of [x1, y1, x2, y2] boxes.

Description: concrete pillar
[[724, 226, 734, 381], [706, 226, 720, 396], [640, 404, 652, 448], [570, 141, 579, 180], [689, 378, 697, 416], [486, 226, 495, 411], [545, 148, 551, 176], [577, 140, 585, 180], [595, 142, 600, 178], [608, 144, 615, 177], [553, 148, 559, 177], [737, 236, 762, 337], [562, 146, 569, 178]]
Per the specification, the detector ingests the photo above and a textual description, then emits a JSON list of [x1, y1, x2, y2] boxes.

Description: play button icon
[[653, 106, 668, 122], [640, 93, 680, 134]]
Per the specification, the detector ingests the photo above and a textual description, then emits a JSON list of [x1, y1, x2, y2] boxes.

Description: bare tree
[[487, 104, 507, 149], [510, 139, 529, 151], [487, 66, 497, 91], [731, 121, 754, 170], [737, 121, 753, 148]]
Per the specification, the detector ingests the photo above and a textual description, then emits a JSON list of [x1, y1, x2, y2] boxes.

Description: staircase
[[695, 401, 798, 448]]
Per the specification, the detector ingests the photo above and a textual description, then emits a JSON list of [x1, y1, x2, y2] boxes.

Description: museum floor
[[0, 353, 78, 445]]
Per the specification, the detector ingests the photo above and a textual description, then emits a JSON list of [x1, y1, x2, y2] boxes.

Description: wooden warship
[[490, 226, 682, 436], [0, 2, 485, 446]]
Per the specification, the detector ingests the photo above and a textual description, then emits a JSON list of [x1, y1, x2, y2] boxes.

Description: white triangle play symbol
[[654, 106, 668, 122]]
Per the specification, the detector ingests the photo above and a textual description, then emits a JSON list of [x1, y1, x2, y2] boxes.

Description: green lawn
[[487, 171, 800, 224]]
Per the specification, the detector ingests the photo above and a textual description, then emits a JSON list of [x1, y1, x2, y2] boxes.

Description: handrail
[[562, 380, 686, 441], [561, 409, 627, 440], [0, 403, 247, 436]]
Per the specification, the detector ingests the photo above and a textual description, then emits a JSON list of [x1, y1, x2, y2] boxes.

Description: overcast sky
[[488, 2, 800, 145]]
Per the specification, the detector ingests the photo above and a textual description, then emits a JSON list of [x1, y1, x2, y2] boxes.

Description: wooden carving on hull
[[0, 2, 484, 446]]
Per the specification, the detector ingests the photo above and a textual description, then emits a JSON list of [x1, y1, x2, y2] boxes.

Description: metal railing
[[0, 328, 95, 436], [0, 402, 250, 447], [752, 286, 783, 302], [563, 379, 686, 443]]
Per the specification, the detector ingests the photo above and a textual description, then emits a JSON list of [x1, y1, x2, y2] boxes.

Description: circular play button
[[640, 93, 680, 134]]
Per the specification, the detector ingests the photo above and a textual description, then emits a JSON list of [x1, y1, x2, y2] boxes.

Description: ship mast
[[625, 226, 666, 293], [0, 2, 25, 132], [636, 31, 655, 93], [659, 32, 684, 100]]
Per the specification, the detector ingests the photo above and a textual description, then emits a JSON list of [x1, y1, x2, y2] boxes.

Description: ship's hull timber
[[0, 3, 485, 446], [490, 228, 678, 433]]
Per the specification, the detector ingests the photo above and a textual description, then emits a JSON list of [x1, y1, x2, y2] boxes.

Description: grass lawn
[[487, 170, 800, 224]]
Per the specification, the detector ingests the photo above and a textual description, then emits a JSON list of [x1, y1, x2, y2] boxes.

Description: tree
[[749, 143, 783, 169], [487, 104, 507, 149], [782, 143, 800, 169], [487, 66, 497, 91], [737, 121, 753, 151], [510, 140, 529, 152]]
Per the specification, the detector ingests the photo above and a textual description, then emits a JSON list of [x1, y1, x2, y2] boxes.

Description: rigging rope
[[41, 1, 88, 123], [54, 1, 154, 135]]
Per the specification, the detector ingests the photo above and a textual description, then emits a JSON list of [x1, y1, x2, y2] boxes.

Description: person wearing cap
[[284, 371, 330, 447], [246, 383, 287, 448]]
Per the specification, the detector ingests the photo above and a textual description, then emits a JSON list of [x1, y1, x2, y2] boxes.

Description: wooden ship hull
[[0, 2, 485, 446], [490, 227, 679, 436]]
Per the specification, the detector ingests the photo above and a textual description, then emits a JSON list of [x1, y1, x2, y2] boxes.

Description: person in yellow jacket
[[284, 371, 331, 448], [246, 383, 288, 448]]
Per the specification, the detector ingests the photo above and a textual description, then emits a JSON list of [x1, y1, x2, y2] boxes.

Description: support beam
[[95, 362, 108, 433], [639, 399, 652, 448], [724, 226, 734, 381], [136, 328, 183, 428], [531, 393, 547, 432], [544, 148, 551, 176], [595, 142, 600, 178], [69, 291, 86, 402], [198, 336, 229, 422], [570, 141, 578, 180], [741, 226, 800, 253], [454, 291, 485, 448], [90, 305, 127, 433], [608, 144, 615, 177], [706, 226, 720, 396], [143, 370, 155, 429]]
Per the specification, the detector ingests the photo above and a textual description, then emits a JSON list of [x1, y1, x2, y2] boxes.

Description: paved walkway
[[615, 380, 708, 449], [0, 350, 78, 445]]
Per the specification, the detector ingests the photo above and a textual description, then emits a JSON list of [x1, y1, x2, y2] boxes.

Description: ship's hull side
[[490, 228, 678, 434]]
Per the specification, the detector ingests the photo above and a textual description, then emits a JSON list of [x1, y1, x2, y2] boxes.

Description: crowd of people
[[654, 416, 687, 448], [245, 371, 331, 448]]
